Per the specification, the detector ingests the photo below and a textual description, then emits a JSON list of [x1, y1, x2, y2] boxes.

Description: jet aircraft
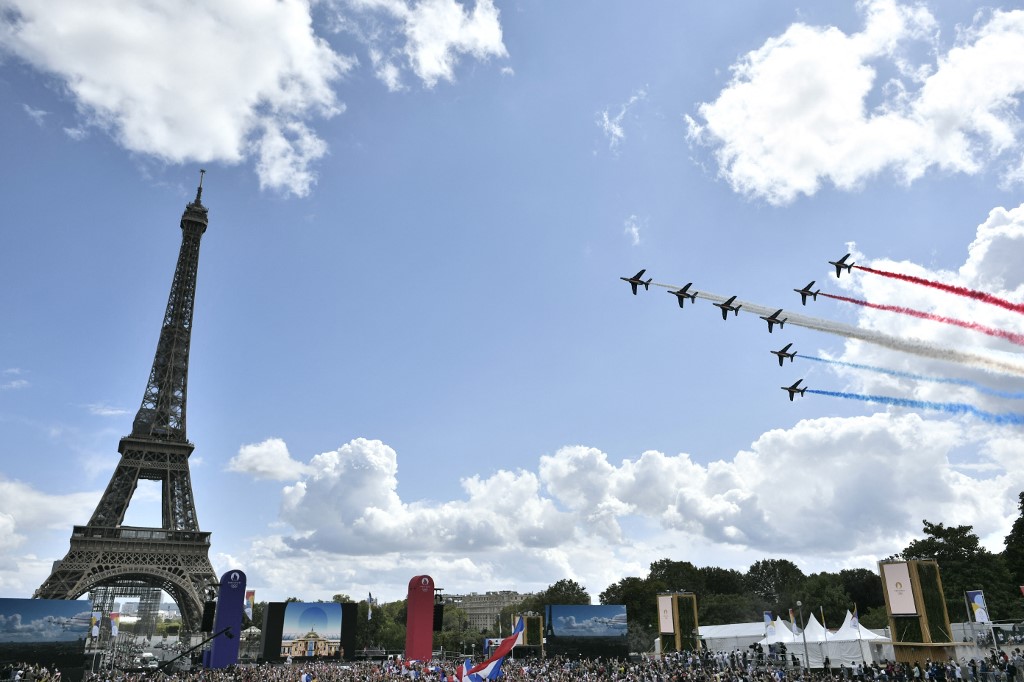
[[668, 283, 698, 308], [760, 309, 787, 333], [782, 379, 807, 401], [771, 343, 797, 366], [621, 269, 652, 295], [714, 295, 742, 320], [794, 281, 820, 305], [829, 253, 855, 278]]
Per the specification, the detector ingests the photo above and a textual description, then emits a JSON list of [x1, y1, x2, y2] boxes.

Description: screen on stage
[[544, 604, 628, 658], [260, 602, 356, 662], [0, 598, 90, 679]]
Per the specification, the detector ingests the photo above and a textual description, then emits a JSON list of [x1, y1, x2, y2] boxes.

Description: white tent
[[698, 621, 769, 652], [786, 611, 891, 669]]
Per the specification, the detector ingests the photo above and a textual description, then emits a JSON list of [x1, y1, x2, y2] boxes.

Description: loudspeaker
[[433, 603, 444, 632], [201, 601, 216, 632]]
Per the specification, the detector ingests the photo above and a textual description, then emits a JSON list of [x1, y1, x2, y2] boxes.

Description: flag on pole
[[851, 605, 859, 628], [789, 608, 796, 630], [110, 613, 120, 637], [764, 611, 775, 637], [244, 590, 255, 620], [966, 590, 990, 623], [368, 592, 375, 620], [457, 617, 524, 681]]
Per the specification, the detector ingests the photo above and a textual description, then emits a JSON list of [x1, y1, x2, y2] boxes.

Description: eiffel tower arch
[[35, 172, 219, 636]]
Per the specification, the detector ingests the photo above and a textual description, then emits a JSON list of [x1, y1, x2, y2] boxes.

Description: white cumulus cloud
[[687, 1, 1024, 204], [227, 437, 312, 481], [332, 0, 508, 89], [0, 0, 352, 197]]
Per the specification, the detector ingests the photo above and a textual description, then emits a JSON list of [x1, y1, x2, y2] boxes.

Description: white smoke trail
[[653, 282, 1024, 378]]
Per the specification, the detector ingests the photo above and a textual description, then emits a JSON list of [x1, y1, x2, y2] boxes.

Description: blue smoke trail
[[806, 389, 1024, 426], [799, 355, 1024, 400]]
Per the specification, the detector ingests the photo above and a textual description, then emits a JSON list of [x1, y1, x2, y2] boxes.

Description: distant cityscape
[[443, 591, 533, 632]]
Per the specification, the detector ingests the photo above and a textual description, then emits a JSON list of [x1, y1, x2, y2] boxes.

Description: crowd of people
[[5, 646, 1024, 682]]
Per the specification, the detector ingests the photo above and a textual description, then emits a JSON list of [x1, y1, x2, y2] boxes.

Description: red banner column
[[405, 575, 435, 661]]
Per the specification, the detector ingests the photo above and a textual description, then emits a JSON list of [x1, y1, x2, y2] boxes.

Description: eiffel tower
[[35, 171, 219, 635]]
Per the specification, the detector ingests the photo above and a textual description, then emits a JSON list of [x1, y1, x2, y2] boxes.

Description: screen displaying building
[[282, 602, 342, 659], [0, 598, 91, 679], [260, 602, 357, 662], [544, 604, 628, 658]]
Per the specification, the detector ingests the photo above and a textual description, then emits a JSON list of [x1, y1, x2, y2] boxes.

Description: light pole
[[796, 601, 809, 672]]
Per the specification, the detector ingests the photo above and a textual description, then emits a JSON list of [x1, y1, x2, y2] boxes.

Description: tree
[[648, 560, 703, 594], [838, 568, 884, 613], [900, 520, 1021, 622], [331, 594, 354, 603], [745, 559, 805, 611], [698, 593, 766, 625], [799, 572, 850, 628], [1003, 492, 1024, 588], [538, 579, 591, 606], [698, 566, 746, 596], [246, 601, 266, 629]]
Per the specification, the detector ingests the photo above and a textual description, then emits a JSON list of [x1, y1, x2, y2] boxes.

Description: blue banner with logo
[[207, 569, 247, 668]]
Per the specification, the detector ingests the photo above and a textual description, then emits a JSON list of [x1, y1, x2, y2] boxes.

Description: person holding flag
[[457, 617, 524, 681]]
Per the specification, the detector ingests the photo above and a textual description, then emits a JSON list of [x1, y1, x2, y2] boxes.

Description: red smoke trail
[[854, 265, 1024, 315], [821, 293, 1024, 348]]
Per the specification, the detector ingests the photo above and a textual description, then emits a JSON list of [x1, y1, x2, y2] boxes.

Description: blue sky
[[2, 0, 1024, 606]]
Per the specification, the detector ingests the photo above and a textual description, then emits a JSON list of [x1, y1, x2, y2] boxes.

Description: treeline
[[244, 495, 1024, 653]]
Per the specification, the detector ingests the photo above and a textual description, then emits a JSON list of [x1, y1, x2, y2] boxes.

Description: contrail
[[652, 281, 1024, 377], [806, 389, 1024, 426], [799, 355, 1024, 399], [820, 292, 1024, 348], [854, 265, 1024, 315]]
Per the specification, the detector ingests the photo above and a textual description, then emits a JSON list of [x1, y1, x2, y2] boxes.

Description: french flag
[[457, 617, 524, 681]]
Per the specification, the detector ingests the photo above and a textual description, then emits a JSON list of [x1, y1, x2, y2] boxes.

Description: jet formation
[[619, 258, 857, 399]]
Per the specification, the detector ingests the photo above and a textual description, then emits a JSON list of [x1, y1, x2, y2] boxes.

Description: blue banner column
[[207, 569, 246, 668]]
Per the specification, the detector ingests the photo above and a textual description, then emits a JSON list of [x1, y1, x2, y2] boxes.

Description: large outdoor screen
[[260, 602, 356, 662], [0, 598, 90, 679], [544, 604, 628, 658]]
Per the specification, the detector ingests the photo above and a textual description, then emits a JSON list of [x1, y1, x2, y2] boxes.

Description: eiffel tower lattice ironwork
[[35, 172, 219, 634]]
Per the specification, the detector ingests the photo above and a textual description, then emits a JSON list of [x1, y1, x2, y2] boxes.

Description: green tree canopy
[[1003, 492, 1024, 589], [745, 559, 805, 611], [900, 520, 1020, 622]]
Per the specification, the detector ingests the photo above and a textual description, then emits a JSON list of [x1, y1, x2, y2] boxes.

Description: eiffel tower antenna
[[35, 173, 219, 636]]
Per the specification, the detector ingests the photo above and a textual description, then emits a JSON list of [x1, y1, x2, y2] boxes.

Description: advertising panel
[[658, 595, 674, 634], [882, 562, 917, 615]]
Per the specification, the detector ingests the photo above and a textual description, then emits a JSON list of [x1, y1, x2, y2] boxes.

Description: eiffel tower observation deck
[[35, 171, 219, 635]]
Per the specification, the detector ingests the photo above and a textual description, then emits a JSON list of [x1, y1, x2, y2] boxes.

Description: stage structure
[[657, 592, 699, 653], [879, 559, 954, 664], [34, 172, 219, 638]]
